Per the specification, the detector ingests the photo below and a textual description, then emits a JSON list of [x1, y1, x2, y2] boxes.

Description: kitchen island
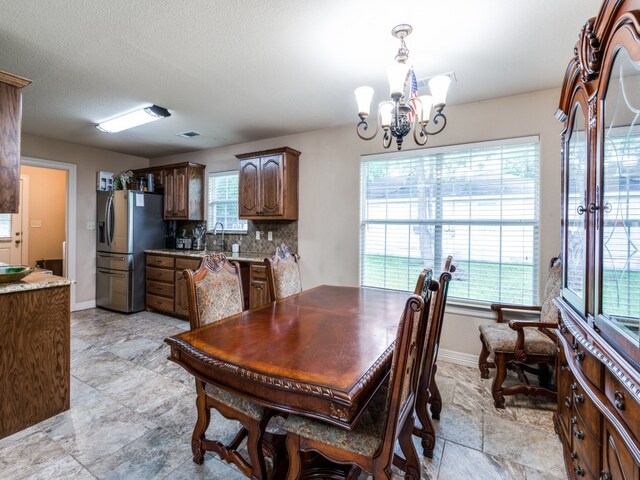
[[0, 271, 74, 439], [144, 249, 273, 318]]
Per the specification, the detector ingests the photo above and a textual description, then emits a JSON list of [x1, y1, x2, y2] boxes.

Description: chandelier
[[355, 24, 451, 150]]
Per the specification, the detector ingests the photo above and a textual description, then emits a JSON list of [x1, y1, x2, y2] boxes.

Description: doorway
[[21, 156, 77, 309], [0, 175, 29, 264]]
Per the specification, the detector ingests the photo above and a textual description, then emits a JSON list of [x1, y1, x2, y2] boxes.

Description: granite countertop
[[144, 249, 270, 263], [0, 271, 74, 295]]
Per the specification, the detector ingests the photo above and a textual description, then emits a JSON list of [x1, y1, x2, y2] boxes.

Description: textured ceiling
[[0, 0, 602, 158]]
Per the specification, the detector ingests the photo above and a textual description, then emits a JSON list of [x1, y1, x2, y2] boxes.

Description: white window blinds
[[0, 214, 10, 239], [207, 171, 248, 233], [360, 137, 540, 305]]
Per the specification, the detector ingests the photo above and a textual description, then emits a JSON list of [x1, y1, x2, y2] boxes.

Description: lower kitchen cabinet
[[146, 253, 271, 318]]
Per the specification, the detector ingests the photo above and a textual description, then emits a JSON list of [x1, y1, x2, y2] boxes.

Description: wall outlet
[[267, 231, 273, 241], [255, 231, 260, 240], [87, 221, 96, 230], [30, 220, 42, 228]]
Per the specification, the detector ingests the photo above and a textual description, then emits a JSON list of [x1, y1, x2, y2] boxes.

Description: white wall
[[21, 134, 149, 306], [152, 88, 563, 358]]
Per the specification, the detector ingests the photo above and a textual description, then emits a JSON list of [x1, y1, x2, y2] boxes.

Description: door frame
[[21, 156, 78, 310], [17, 174, 29, 264]]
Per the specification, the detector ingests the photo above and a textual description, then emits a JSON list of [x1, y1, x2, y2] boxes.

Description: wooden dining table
[[165, 284, 411, 431]]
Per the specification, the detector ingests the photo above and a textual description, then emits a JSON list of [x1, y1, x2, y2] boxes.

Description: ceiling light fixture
[[95, 105, 171, 133], [355, 24, 452, 150]]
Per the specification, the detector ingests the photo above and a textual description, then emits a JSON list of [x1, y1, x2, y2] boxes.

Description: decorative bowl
[[0, 265, 35, 283]]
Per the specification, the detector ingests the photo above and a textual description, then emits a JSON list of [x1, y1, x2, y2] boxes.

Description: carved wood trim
[[0, 70, 31, 88], [166, 337, 395, 405], [576, 18, 603, 83]]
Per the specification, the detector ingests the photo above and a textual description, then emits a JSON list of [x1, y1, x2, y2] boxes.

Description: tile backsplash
[[180, 220, 299, 255]]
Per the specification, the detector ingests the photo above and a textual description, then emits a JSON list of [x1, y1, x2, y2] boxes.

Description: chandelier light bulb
[[355, 86, 374, 117], [380, 103, 394, 128], [387, 63, 409, 98], [429, 75, 451, 106], [418, 94, 433, 121]]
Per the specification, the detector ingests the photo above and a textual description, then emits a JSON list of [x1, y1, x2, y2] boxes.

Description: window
[[207, 171, 248, 233], [0, 214, 10, 239], [360, 136, 540, 306]]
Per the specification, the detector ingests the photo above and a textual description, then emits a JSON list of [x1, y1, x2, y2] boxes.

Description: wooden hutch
[[556, 0, 640, 478]]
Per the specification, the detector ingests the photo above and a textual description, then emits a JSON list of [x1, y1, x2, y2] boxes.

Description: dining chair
[[478, 255, 560, 408], [184, 252, 280, 479], [413, 256, 455, 458], [264, 243, 302, 301], [284, 290, 429, 480]]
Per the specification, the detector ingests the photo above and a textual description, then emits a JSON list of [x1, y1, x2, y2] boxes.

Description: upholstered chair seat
[[479, 323, 557, 356], [204, 383, 265, 421], [284, 386, 387, 457]]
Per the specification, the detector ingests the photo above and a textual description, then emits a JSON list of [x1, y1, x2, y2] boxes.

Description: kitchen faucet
[[213, 222, 225, 251]]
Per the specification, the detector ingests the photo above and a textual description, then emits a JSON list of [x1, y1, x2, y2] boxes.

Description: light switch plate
[[30, 220, 42, 228], [255, 231, 260, 240], [268, 231, 273, 241], [87, 221, 96, 230]]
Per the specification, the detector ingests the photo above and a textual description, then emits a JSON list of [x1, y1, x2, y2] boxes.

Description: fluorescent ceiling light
[[96, 105, 171, 133]]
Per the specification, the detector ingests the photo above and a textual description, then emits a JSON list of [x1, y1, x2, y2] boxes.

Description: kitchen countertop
[[0, 271, 74, 295], [144, 249, 271, 263]]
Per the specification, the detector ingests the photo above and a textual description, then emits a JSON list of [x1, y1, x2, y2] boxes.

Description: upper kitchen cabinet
[[162, 162, 205, 220], [236, 147, 300, 220], [0, 70, 31, 214]]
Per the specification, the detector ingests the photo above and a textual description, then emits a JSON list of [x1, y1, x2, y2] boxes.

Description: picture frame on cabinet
[[97, 171, 114, 191]]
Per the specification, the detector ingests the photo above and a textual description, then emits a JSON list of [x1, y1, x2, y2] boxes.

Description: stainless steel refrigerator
[[96, 190, 165, 313]]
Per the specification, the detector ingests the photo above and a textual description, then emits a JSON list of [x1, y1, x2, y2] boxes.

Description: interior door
[[0, 176, 25, 264]]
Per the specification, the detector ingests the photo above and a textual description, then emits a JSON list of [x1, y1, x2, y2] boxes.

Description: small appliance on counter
[[192, 224, 206, 251], [176, 228, 192, 250]]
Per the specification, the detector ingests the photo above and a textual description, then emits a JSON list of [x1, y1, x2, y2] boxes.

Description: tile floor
[[0, 309, 565, 480]]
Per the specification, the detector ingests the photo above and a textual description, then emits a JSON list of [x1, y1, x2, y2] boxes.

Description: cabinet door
[[239, 159, 260, 216], [174, 271, 190, 316], [174, 167, 188, 219], [164, 169, 175, 218], [250, 264, 270, 309], [0, 81, 22, 213], [260, 155, 284, 216], [602, 420, 640, 480], [597, 46, 640, 352], [563, 100, 589, 314]]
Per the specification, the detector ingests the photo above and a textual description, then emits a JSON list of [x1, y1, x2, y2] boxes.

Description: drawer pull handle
[[600, 470, 610, 480], [573, 427, 584, 440], [614, 391, 625, 410], [565, 397, 572, 408], [574, 350, 585, 362], [574, 393, 584, 404], [574, 465, 584, 476]]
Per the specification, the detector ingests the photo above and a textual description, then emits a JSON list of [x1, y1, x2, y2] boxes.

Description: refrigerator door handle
[[97, 254, 126, 261], [97, 269, 126, 278], [106, 195, 114, 245]]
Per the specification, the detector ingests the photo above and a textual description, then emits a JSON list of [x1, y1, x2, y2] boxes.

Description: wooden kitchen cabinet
[[0, 70, 31, 213], [249, 263, 270, 309], [162, 162, 205, 220], [146, 253, 200, 318], [236, 147, 300, 220]]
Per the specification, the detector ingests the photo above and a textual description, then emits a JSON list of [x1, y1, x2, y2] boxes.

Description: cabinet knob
[[571, 383, 577, 391], [571, 416, 577, 425], [600, 470, 611, 480], [574, 393, 584, 404], [614, 390, 625, 411], [573, 427, 584, 440], [574, 465, 584, 476], [570, 451, 577, 460], [565, 397, 572, 408], [574, 350, 585, 362]]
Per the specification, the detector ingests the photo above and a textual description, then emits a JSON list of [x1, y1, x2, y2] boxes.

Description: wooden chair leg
[[479, 334, 492, 379], [492, 354, 507, 409], [245, 416, 271, 480], [192, 380, 211, 465], [397, 415, 421, 480], [428, 366, 442, 420], [286, 433, 302, 480]]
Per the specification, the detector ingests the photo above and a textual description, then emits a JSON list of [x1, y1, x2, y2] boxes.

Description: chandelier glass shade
[[355, 24, 451, 150]]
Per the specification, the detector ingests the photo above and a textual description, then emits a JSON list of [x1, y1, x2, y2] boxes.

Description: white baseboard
[[438, 348, 478, 369], [72, 300, 96, 312]]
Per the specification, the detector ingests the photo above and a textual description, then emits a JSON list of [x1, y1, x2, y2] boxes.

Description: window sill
[[446, 299, 540, 321]]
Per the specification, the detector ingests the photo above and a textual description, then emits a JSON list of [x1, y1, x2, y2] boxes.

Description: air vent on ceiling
[[177, 131, 201, 138]]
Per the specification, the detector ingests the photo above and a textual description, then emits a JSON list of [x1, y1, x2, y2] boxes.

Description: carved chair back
[[412, 268, 440, 386], [419, 256, 455, 392], [376, 292, 427, 463], [183, 253, 245, 331], [264, 243, 302, 301]]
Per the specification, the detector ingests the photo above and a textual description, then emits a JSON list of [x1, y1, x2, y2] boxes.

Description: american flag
[[407, 68, 419, 123]]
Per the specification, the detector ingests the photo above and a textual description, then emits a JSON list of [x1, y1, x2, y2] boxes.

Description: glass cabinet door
[[564, 102, 588, 313], [600, 47, 640, 347]]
